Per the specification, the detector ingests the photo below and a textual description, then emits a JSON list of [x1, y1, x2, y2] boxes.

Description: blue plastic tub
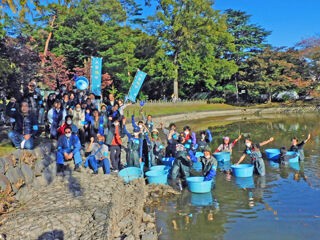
[[118, 167, 143, 183], [186, 177, 213, 193], [289, 162, 300, 171], [213, 152, 231, 162], [195, 152, 204, 158], [231, 164, 254, 177], [235, 176, 255, 189], [150, 165, 170, 173], [191, 192, 213, 206], [162, 157, 175, 167], [269, 160, 279, 168], [145, 170, 168, 185], [265, 149, 280, 161], [286, 151, 299, 163]]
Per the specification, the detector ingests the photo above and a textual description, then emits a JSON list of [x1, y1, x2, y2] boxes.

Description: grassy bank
[[124, 102, 239, 117], [123, 100, 314, 118]]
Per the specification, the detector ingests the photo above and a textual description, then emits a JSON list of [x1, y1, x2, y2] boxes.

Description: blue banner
[[127, 70, 147, 102], [91, 57, 102, 96]]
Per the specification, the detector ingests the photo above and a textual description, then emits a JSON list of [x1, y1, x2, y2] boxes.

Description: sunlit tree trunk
[[42, 15, 56, 67]]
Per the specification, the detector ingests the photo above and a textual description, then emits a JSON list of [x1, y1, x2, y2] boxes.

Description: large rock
[[5, 166, 25, 186], [0, 173, 11, 193], [20, 162, 34, 184], [15, 186, 33, 202], [0, 158, 5, 174]]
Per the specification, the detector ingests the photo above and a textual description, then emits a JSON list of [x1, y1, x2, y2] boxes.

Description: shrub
[[207, 97, 226, 104]]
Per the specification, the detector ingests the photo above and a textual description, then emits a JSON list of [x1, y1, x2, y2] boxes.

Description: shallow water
[[154, 113, 320, 240]]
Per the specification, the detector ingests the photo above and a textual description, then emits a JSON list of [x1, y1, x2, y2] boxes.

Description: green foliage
[[207, 97, 226, 104], [147, 0, 237, 97]]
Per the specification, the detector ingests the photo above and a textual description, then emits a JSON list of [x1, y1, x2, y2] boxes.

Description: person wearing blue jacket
[[7, 101, 38, 149], [124, 124, 148, 167], [56, 126, 82, 174]]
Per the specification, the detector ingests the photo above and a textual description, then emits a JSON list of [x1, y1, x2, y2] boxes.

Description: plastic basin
[[286, 151, 299, 163], [118, 167, 143, 183], [213, 152, 231, 162], [269, 160, 279, 168], [191, 192, 213, 206], [186, 177, 213, 193], [289, 162, 300, 171], [162, 157, 175, 167], [235, 176, 255, 189], [231, 164, 254, 177], [265, 149, 280, 161], [145, 170, 168, 185], [150, 165, 170, 173], [195, 152, 204, 158]]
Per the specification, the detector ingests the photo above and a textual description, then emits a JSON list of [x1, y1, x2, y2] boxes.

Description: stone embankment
[[0, 141, 164, 240]]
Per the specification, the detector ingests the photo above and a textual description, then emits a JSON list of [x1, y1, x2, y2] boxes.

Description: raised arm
[[232, 135, 242, 147], [131, 115, 139, 129], [305, 133, 311, 143], [123, 124, 132, 140], [206, 129, 213, 143], [260, 137, 274, 147]]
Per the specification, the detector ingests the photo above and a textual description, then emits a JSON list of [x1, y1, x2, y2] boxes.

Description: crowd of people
[[4, 80, 311, 189]]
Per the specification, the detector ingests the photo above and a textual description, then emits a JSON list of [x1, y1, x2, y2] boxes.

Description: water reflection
[[156, 114, 320, 240]]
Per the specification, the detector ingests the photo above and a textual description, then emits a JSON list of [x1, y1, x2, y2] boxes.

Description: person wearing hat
[[200, 147, 218, 181], [149, 128, 165, 166], [215, 135, 242, 153], [123, 123, 149, 168]]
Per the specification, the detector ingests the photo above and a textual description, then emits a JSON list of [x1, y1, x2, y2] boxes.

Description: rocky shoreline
[[0, 140, 176, 240]]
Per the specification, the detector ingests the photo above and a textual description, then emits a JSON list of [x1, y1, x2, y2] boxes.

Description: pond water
[[153, 113, 320, 240]]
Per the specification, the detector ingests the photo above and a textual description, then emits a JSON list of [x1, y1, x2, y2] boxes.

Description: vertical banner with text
[[90, 57, 102, 96], [127, 70, 147, 102]]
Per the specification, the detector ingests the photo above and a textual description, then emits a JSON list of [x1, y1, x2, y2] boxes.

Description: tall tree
[[238, 47, 312, 102], [147, 0, 237, 98], [297, 36, 320, 81], [224, 9, 271, 101]]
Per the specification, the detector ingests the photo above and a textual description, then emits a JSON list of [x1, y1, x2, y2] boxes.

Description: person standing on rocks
[[7, 101, 38, 149], [85, 134, 110, 174], [56, 126, 82, 174]]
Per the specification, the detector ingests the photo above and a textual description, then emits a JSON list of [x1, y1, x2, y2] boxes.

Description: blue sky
[[215, 0, 320, 47], [139, 0, 319, 48]]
